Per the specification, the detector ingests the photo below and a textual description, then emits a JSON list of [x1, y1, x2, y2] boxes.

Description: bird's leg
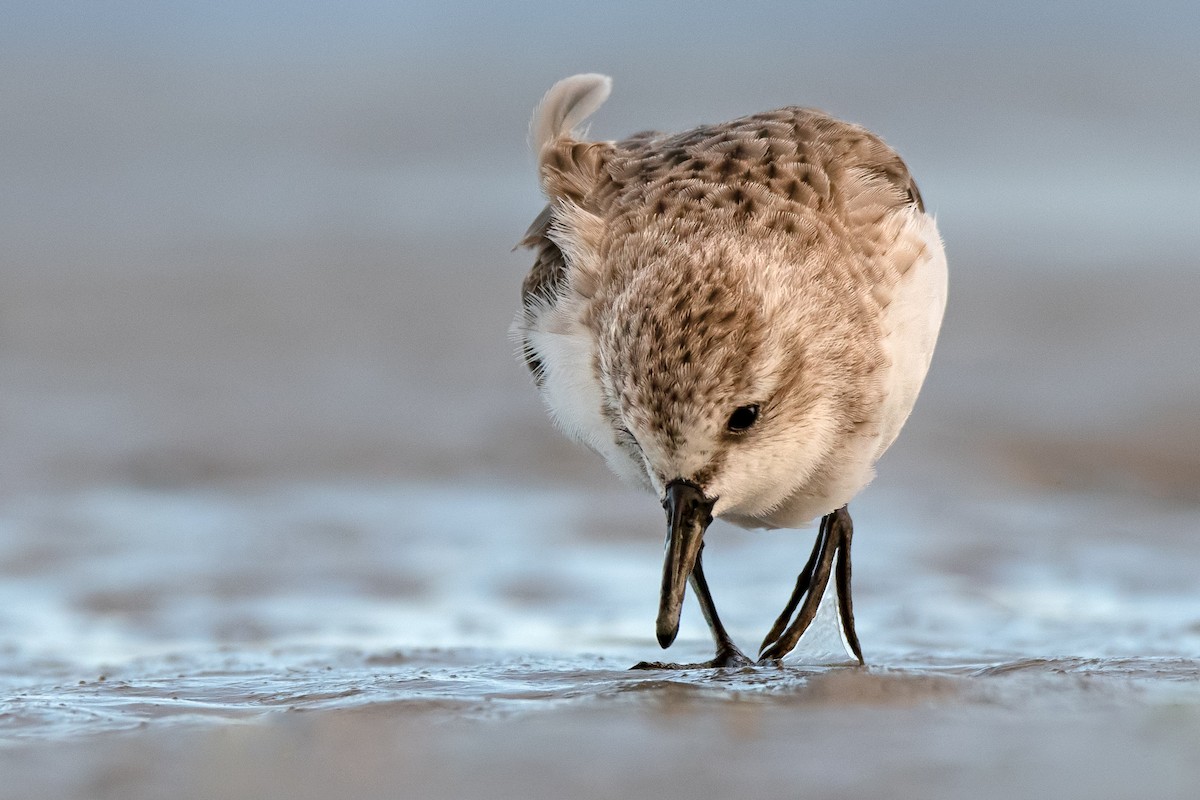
[[758, 505, 863, 664], [688, 546, 753, 667], [632, 545, 751, 670]]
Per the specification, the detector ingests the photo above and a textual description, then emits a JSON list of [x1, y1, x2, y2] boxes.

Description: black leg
[[758, 506, 863, 664], [832, 510, 863, 663], [688, 547, 752, 667], [632, 546, 751, 670]]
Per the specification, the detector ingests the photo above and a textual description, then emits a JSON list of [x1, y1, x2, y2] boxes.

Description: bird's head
[[596, 236, 881, 647]]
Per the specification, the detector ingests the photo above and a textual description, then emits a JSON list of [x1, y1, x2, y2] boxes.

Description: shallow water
[[4, 481, 1200, 747]]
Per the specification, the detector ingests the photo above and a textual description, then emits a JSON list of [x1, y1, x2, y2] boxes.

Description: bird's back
[[520, 103, 930, 340]]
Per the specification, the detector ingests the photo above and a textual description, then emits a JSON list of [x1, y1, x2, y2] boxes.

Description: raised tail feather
[[530, 73, 612, 154]]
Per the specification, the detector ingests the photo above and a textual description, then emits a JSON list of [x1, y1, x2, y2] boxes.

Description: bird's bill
[[655, 480, 716, 648]]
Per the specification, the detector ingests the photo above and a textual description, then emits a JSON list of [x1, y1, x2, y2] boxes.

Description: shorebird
[[514, 74, 946, 667]]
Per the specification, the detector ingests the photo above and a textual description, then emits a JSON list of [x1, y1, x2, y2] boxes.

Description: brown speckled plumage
[[512, 75, 947, 665]]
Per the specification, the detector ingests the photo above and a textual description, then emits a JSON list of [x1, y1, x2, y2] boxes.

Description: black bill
[[655, 480, 716, 648]]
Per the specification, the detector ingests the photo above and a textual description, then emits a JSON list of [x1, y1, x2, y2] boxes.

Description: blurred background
[[4, 0, 1198, 497], [2, 0, 1200, 748]]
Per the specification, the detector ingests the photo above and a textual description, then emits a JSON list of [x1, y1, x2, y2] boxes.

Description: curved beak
[[655, 480, 716, 648]]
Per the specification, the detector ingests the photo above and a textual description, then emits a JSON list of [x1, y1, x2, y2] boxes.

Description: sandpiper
[[514, 74, 946, 667]]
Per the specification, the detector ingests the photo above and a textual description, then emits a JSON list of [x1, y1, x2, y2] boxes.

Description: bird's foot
[[630, 644, 752, 671]]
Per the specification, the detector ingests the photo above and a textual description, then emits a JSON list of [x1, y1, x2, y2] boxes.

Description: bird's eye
[[726, 404, 760, 433]]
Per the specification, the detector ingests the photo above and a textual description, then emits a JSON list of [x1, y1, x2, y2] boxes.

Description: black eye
[[726, 404, 760, 433]]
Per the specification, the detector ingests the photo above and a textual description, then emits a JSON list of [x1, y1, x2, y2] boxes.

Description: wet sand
[[3, 457, 1200, 799], [7, 667, 1200, 800]]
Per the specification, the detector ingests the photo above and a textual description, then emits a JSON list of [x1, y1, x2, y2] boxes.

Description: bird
[[513, 74, 946, 668]]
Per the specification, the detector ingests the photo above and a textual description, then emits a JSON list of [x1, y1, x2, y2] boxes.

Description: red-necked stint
[[514, 74, 947, 667]]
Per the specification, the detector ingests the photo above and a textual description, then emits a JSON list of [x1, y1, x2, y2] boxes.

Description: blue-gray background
[[4, 1, 1198, 497]]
